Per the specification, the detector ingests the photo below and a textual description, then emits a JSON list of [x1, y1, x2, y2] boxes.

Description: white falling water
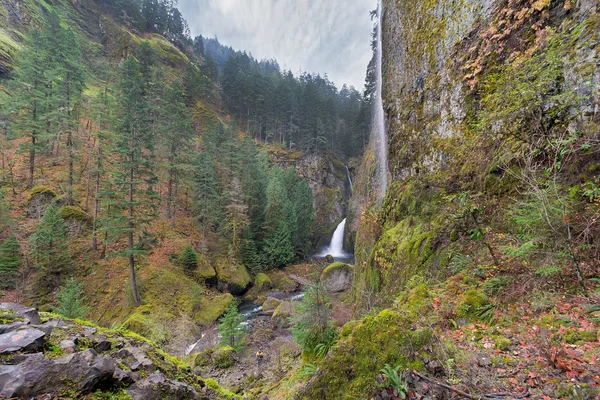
[[320, 218, 348, 258], [345, 165, 353, 194], [375, 0, 388, 202]]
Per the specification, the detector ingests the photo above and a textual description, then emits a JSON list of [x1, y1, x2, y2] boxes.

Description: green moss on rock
[[193, 348, 213, 367], [59, 206, 92, 224], [272, 301, 294, 328], [321, 262, 353, 292], [215, 260, 251, 295], [254, 273, 273, 291], [194, 293, 234, 325], [194, 254, 217, 281], [297, 309, 443, 399], [262, 297, 281, 312], [214, 346, 236, 369]]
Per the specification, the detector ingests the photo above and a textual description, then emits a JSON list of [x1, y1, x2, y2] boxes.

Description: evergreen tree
[[263, 166, 295, 268], [0, 190, 12, 239], [49, 22, 86, 206], [54, 278, 90, 319], [178, 246, 198, 273], [218, 302, 246, 351], [160, 80, 193, 221], [193, 150, 221, 236], [103, 58, 157, 306], [29, 202, 70, 294], [294, 180, 315, 258], [224, 178, 249, 255], [0, 235, 22, 290], [291, 282, 336, 355], [7, 26, 49, 188]]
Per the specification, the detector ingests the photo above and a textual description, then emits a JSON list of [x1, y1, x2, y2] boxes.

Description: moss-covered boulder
[[321, 262, 353, 293], [254, 273, 273, 291], [193, 293, 234, 325], [194, 254, 217, 284], [59, 206, 92, 237], [193, 348, 213, 367], [262, 298, 281, 312], [274, 276, 298, 293], [214, 346, 236, 369], [27, 186, 58, 219], [215, 260, 251, 295], [272, 301, 294, 328], [296, 309, 445, 399]]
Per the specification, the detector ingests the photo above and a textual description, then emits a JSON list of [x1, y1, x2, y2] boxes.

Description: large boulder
[[272, 301, 295, 328], [254, 273, 273, 291], [213, 346, 236, 369], [262, 298, 282, 313], [0, 349, 115, 398], [0, 328, 46, 354], [128, 373, 203, 400], [0, 303, 41, 325], [321, 262, 354, 293], [215, 260, 251, 295]]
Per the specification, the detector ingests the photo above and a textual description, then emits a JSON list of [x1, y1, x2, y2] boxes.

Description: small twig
[[412, 371, 530, 399], [413, 371, 481, 399]]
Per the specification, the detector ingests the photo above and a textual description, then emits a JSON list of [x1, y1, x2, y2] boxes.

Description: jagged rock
[[114, 367, 138, 387], [320, 262, 353, 292], [0, 328, 46, 354], [127, 373, 203, 400], [83, 327, 97, 336], [0, 322, 27, 335], [44, 319, 70, 328], [30, 324, 54, 336], [59, 339, 77, 354], [0, 303, 41, 325], [116, 347, 154, 372], [0, 349, 115, 398]]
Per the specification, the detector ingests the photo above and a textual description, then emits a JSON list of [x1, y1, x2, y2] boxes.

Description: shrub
[[179, 246, 198, 273]]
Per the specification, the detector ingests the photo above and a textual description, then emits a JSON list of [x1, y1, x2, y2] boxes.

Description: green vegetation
[[54, 278, 90, 319], [218, 303, 246, 351], [0, 235, 22, 290]]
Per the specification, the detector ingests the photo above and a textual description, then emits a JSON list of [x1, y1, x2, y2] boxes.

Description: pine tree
[[294, 180, 315, 258], [263, 166, 295, 268], [0, 235, 22, 290], [218, 302, 246, 351], [0, 190, 12, 239], [103, 58, 158, 306], [161, 80, 193, 221], [29, 202, 70, 294], [7, 27, 49, 188], [54, 278, 90, 319], [193, 150, 220, 236], [179, 246, 198, 273], [290, 282, 335, 355], [225, 178, 249, 256]]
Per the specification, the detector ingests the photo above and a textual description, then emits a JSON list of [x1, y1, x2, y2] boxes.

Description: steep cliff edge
[[296, 1, 600, 398]]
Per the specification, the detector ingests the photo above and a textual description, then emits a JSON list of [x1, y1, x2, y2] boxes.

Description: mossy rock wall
[[215, 260, 251, 295], [296, 309, 437, 399]]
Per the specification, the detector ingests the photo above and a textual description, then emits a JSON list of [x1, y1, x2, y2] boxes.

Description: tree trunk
[[91, 146, 101, 251], [67, 79, 74, 206], [129, 159, 141, 306]]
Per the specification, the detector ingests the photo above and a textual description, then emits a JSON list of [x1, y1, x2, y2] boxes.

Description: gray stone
[[59, 339, 77, 354], [0, 328, 45, 354], [114, 367, 138, 387], [321, 263, 353, 293], [0, 303, 41, 325], [0, 349, 115, 398], [127, 373, 204, 400], [0, 322, 27, 335], [44, 319, 70, 328]]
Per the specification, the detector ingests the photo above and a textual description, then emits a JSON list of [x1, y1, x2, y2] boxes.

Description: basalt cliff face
[[296, 1, 600, 399]]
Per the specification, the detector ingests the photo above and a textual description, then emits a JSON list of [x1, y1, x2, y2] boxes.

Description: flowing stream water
[[319, 218, 350, 259], [375, 0, 388, 202]]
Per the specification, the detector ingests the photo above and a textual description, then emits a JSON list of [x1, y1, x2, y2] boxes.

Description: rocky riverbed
[[0, 303, 233, 399]]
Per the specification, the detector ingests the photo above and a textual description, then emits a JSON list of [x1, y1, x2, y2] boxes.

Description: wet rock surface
[[0, 303, 223, 399]]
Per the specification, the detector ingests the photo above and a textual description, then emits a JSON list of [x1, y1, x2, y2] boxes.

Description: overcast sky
[[178, 0, 376, 90]]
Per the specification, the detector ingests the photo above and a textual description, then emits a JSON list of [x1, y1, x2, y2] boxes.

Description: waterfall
[[345, 165, 353, 194], [320, 218, 347, 258], [374, 0, 388, 202]]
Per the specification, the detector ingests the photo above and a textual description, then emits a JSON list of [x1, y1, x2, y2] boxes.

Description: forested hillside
[[0, 0, 368, 387]]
